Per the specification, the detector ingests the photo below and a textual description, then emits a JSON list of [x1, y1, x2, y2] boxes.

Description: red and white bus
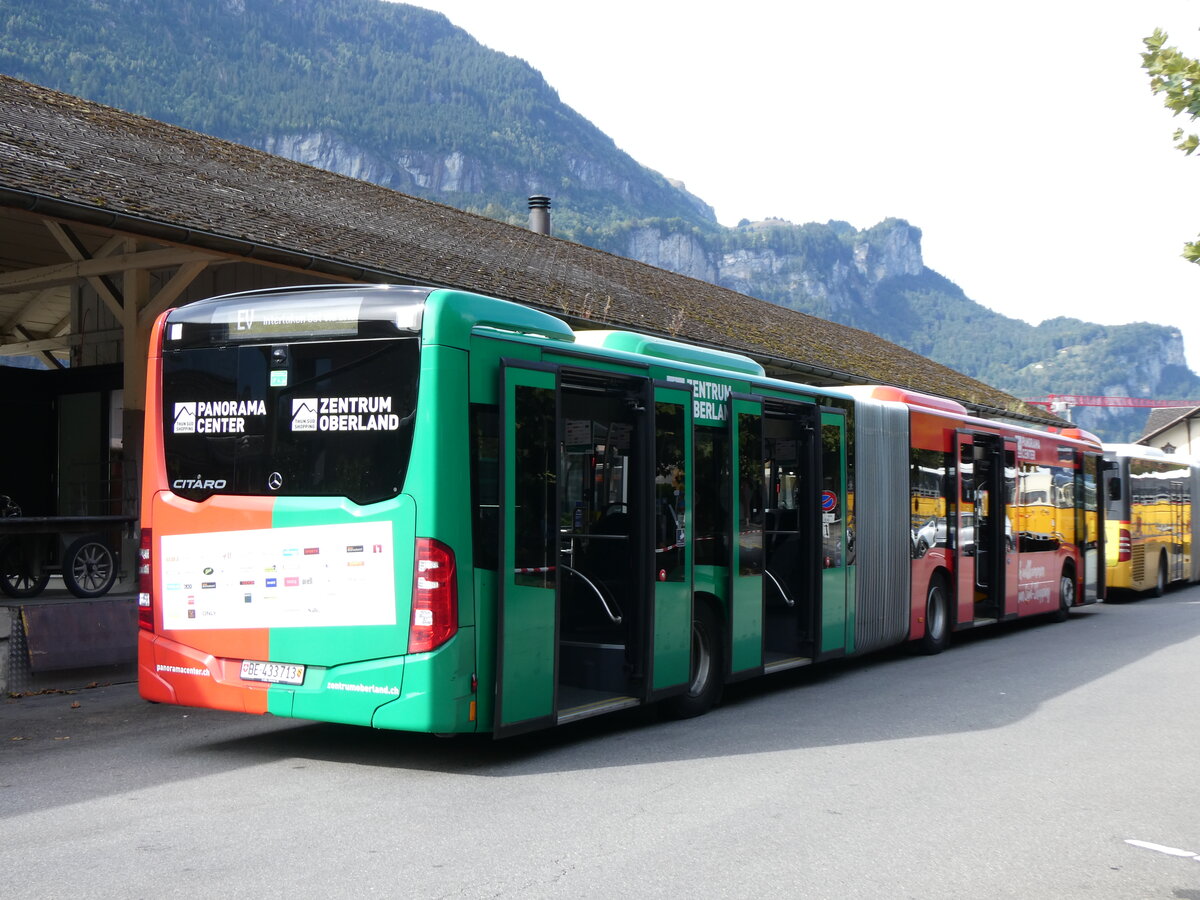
[[873, 384, 1105, 648]]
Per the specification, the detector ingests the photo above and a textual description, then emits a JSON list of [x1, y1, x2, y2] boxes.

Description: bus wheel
[[1151, 558, 1167, 598], [663, 600, 724, 719], [918, 576, 949, 655], [1052, 570, 1074, 622]]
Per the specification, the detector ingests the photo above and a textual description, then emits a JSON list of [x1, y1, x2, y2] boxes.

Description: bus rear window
[[162, 338, 419, 504]]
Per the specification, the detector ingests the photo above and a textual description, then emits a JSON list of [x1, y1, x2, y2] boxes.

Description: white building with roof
[[1139, 406, 1200, 457]]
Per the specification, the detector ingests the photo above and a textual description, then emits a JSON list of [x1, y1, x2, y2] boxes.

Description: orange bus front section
[[138, 491, 277, 714]]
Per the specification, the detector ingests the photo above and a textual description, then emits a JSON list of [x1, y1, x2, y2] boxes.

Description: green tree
[[1143, 28, 1200, 261]]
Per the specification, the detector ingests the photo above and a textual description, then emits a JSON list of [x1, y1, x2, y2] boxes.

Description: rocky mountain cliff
[[541, 212, 1191, 438], [3, 0, 1196, 440]]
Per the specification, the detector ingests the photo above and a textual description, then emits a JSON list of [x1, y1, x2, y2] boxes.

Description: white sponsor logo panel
[[159, 521, 396, 630]]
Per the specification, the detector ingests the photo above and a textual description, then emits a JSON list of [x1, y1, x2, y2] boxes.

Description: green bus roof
[[573, 330, 765, 377]]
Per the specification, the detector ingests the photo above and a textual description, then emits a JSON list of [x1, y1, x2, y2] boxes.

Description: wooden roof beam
[[47, 311, 71, 336], [44, 219, 125, 318], [0, 332, 73, 355], [0, 325, 122, 356], [0, 286, 58, 332], [139, 258, 210, 327], [11, 323, 64, 368], [0, 246, 223, 293]]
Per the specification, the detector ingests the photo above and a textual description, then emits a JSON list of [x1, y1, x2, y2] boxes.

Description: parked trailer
[[0, 498, 131, 598]]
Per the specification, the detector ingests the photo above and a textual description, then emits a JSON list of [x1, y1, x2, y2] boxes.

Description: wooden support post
[[121, 242, 149, 539]]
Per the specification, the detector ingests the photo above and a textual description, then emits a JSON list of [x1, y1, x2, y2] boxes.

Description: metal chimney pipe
[[528, 195, 551, 235]]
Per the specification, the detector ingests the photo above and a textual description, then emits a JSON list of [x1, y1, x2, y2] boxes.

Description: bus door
[[955, 433, 1007, 624], [1077, 452, 1104, 601], [555, 371, 651, 721], [497, 363, 652, 735], [760, 399, 819, 671], [648, 384, 694, 697], [1002, 442, 1018, 616], [819, 409, 850, 657], [730, 396, 765, 676], [1169, 479, 1187, 582], [497, 362, 559, 736]]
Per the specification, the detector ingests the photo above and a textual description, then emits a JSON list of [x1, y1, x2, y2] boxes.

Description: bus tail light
[[409, 538, 457, 654], [1117, 528, 1131, 563], [137, 528, 155, 632]]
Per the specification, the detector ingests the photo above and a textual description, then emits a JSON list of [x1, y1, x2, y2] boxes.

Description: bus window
[[822, 423, 843, 568], [512, 385, 555, 588], [693, 427, 729, 567], [738, 412, 763, 576], [470, 405, 499, 570], [654, 401, 686, 581], [162, 338, 419, 504], [910, 448, 949, 558]]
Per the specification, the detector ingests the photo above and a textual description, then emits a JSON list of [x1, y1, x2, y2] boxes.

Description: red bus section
[[885, 390, 1103, 651]]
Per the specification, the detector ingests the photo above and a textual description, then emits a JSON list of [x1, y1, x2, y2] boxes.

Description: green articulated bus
[[137, 284, 1101, 737]]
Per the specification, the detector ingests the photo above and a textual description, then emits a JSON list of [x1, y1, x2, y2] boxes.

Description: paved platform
[[1, 577, 137, 695]]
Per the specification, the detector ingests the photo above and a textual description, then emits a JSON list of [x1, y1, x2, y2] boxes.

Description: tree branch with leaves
[[1143, 28, 1200, 261]]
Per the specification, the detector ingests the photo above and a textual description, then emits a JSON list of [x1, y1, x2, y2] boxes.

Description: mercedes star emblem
[[267, 472, 283, 491]]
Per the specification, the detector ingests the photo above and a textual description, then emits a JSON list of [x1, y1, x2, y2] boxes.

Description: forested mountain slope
[[3, 0, 1194, 438]]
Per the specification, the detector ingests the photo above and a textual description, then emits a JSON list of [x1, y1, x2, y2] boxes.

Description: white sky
[[402, 0, 1200, 379]]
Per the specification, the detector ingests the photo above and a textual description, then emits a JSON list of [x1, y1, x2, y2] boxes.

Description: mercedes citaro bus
[[138, 284, 1104, 737]]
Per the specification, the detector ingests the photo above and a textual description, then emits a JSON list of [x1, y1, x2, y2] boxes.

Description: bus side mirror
[[1107, 479, 1121, 502]]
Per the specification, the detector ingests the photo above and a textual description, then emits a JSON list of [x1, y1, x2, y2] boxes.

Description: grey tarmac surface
[[3, 586, 1200, 899]]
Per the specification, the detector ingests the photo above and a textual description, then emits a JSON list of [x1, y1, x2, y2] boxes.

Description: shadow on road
[[4, 587, 1198, 815], [200, 589, 1200, 774]]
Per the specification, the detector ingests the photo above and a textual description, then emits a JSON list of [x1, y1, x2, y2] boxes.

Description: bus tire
[[662, 599, 724, 719], [63, 536, 118, 598], [918, 575, 950, 655], [1052, 569, 1074, 622], [1151, 557, 1167, 598]]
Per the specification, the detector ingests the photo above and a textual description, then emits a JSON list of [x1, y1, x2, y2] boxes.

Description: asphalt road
[[4, 587, 1200, 899]]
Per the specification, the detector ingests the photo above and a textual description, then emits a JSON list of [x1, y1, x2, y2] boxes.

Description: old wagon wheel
[[63, 535, 118, 598], [0, 537, 51, 598]]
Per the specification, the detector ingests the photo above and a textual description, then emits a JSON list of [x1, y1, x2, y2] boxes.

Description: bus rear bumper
[[369, 630, 478, 734], [138, 630, 270, 714], [138, 629, 478, 733], [1105, 566, 1133, 591]]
